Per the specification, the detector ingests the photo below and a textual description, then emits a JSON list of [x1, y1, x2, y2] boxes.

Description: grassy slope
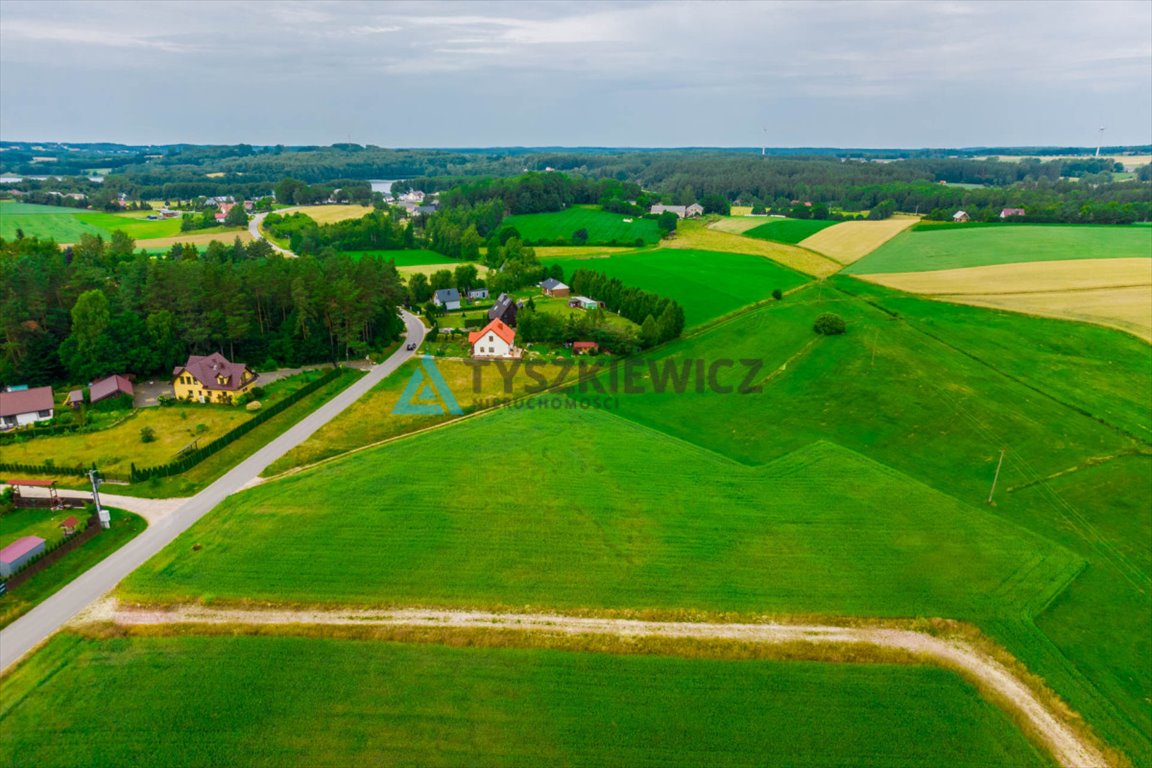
[[546, 248, 811, 327], [123, 409, 1077, 621], [0, 634, 1052, 768], [663, 219, 842, 277], [743, 218, 838, 244], [0, 201, 241, 242], [345, 249, 453, 266], [0, 509, 145, 628], [502, 206, 662, 246], [847, 224, 1152, 274]]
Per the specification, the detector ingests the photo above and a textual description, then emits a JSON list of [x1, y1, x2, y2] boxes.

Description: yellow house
[[172, 352, 259, 404]]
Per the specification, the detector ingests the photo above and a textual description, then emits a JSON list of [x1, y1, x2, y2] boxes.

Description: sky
[[1, 0, 1150, 148]]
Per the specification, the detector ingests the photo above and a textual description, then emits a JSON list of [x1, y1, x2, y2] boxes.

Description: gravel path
[[79, 602, 1108, 768]]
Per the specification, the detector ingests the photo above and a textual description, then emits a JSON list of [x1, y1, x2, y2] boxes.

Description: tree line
[[0, 234, 405, 388]]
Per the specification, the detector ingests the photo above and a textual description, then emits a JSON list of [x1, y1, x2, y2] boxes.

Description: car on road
[[406, 342, 417, 351]]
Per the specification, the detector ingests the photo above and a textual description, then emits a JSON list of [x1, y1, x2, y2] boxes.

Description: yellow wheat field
[[859, 258, 1152, 295], [859, 258, 1152, 342], [708, 216, 768, 234], [135, 229, 253, 249], [664, 220, 841, 277], [798, 218, 918, 264], [296, 204, 374, 225]]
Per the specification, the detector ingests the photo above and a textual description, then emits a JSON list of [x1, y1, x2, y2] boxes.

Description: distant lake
[[369, 179, 398, 194], [0, 174, 103, 184]]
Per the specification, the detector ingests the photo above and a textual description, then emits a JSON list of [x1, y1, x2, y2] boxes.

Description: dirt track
[[78, 601, 1108, 768]]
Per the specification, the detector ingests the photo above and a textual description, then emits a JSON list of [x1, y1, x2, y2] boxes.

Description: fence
[[0, 513, 101, 591]]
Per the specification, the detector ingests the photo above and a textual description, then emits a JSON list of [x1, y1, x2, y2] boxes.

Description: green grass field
[[345, 249, 455, 266], [742, 218, 838, 244], [502, 205, 662, 246], [0, 201, 231, 243], [546, 248, 811, 327], [123, 408, 1077, 620], [847, 224, 1152, 274], [0, 634, 1052, 768]]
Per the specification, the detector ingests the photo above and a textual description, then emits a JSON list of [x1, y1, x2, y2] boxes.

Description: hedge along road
[[0, 310, 426, 673]]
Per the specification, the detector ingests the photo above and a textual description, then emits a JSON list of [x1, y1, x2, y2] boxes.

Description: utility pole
[[987, 448, 1006, 505], [88, 468, 110, 529]]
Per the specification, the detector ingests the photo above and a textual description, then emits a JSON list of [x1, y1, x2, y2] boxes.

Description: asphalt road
[[248, 211, 296, 256], [0, 311, 425, 673]]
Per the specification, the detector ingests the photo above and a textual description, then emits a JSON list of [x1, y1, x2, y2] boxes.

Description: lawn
[[0, 506, 86, 549], [546, 248, 811, 327], [502, 205, 662, 246], [0, 508, 146, 628], [847, 224, 1152, 274], [0, 634, 1052, 768], [0, 201, 228, 242], [742, 218, 838, 244]]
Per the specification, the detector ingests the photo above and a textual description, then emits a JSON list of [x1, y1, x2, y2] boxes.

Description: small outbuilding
[[467, 288, 489, 301], [1000, 207, 1026, 219], [89, 374, 134, 405], [952, 211, 970, 223], [572, 341, 599, 355], [0, 536, 46, 578], [66, 389, 85, 408], [569, 296, 602, 311], [59, 516, 81, 535]]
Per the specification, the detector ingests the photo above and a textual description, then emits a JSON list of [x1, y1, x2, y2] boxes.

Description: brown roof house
[[0, 386, 55, 430], [89, 374, 134, 405], [172, 352, 258, 404]]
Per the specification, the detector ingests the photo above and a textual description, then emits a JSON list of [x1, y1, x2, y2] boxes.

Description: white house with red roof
[[0, 386, 55, 429], [468, 319, 518, 359]]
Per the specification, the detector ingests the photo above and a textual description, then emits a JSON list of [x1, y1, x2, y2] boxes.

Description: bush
[[139, 426, 157, 443], [813, 313, 847, 336], [772, 289, 784, 301]]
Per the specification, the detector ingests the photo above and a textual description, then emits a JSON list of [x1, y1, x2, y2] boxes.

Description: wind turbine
[[1096, 126, 1106, 157]]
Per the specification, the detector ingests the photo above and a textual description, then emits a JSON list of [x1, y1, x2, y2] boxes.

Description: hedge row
[[0, 461, 94, 479], [129, 367, 346, 482]]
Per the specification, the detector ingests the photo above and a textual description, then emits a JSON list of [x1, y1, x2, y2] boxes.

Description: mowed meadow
[[0, 634, 1053, 768], [0, 201, 241, 243], [502, 205, 663, 246]]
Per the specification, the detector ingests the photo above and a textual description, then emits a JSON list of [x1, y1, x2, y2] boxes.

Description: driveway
[[0, 310, 426, 672]]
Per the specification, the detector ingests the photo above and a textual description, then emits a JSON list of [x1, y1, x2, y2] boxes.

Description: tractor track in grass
[[76, 600, 1110, 768]]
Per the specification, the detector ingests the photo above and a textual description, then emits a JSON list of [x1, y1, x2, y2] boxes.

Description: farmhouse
[[1000, 208, 1026, 219], [468, 319, 518, 359], [433, 288, 461, 311], [0, 536, 46, 578], [569, 296, 602, 311], [953, 211, 970, 222], [649, 204, 704, 218], [489, 293, 519, 327], [539, 278, 570, 298], [89, 374, 134, 405], [172, 352, 258, 404], [467, 288, 489, 301], [0, 386, 55, 429]]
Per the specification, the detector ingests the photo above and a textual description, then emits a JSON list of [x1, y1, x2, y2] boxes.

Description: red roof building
[[572, 342, 599, 354], [89, 374, 134, 404], [0, 386, 55, 429], [468, 319, 517, 359]]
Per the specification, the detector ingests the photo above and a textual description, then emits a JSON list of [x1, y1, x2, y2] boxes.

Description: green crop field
[[123, 408, 1077, 620], [546, 248, 811, 327], [0, 201, 221, 242], [847, 224, 1152, 274], [346, 248, 456, 266], [742, 218, 838, 244], [502, 205, 662, 246], [0, 634, 1052, 768]]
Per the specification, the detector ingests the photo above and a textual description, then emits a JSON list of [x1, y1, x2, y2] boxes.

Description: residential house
[[569, 296, 602, 311], [468, 319, 517, 359], [467, 288, 489, 301], [172, 352, 258, 404], [539, 278, 570, 298], [89, 374, 134, 405], [488, 293, 519, 327], [952, 211, 970, 223], [214, 202, 236, 223], [0, 386, 54, 429], [433, 288, 461, 311], [1000, 208, 1026, 219], [649, 203, 704, 218], [572, 341, 599, 355]]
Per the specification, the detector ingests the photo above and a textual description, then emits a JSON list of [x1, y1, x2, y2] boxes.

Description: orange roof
[[468, 319, 516, 346]]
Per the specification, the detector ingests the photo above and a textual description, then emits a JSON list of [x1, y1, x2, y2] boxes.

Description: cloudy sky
[[1, 0, 1150, 148]]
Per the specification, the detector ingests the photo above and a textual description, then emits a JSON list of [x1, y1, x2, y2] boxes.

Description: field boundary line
[[72, 601, 1113, 768]]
